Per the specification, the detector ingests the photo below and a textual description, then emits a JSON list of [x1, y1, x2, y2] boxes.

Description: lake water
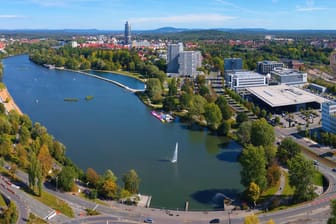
[[2, 55, 243, 210]]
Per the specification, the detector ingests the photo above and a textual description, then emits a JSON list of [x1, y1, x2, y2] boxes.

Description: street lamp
[[228, 210, 232, 224], [55, 176, 58, 192]]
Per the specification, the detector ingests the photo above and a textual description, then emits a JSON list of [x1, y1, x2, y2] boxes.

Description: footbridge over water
[[63, 69, 146, 93]]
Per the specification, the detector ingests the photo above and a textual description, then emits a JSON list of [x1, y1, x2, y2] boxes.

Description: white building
[[178, 51, 202, 77], [271, 68, 307, 85], [322, 101, 336, 134], [71, 41, 78, 48], [225, 70, 267, 91]]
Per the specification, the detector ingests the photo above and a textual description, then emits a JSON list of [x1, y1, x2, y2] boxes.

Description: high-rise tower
[[167, 43, 184, 73], [124, 21, 131, 45]]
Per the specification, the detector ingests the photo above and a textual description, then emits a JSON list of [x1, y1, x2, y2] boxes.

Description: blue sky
[[0, 0, 335, 30]]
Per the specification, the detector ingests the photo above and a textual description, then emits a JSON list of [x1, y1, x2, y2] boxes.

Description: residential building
[[178, 51, 202, 77], [322, 101, 336, 134], [257, 61, 284, 75], [167, 43, 184, 74], [331, 51, 336, 74], [224, 58, 243, 71], [124, 21, 131, 45], [225, 70, 267, 91], [271, 68, 307, 85]]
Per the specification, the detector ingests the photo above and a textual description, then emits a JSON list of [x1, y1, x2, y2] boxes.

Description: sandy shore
[[0, 87, 23, 115]]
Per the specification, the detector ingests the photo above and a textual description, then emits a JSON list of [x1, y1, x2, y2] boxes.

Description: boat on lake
[[151, 111, 174, 123]]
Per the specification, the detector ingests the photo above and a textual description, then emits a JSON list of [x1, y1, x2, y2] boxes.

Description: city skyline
[[0, 0, 335, 30]]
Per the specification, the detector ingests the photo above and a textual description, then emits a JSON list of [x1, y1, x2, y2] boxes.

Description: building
[[288, 60, 304, 70], [124, 21, 131, 45], [167, 43, 184, 74], [247, 85, 328, 113], [331, 51, 336, 74], [309, 83, 327, 94], [224, 58, 243, 71], [178, 51, 202, 77], [322, 101, 336, 134], [225, 70, 267, 91], [271, 68, 307, 85], [257, 61, 284, 75]]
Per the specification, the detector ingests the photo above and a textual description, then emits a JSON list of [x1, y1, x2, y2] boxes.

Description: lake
[[2, 54, 243, 210]]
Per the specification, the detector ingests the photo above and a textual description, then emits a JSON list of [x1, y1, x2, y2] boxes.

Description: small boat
[[171, 142, 178, 163], [151, 111, 174, 123]]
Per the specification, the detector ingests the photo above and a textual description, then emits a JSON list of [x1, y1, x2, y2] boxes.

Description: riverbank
[[0, 86, 23, 115]]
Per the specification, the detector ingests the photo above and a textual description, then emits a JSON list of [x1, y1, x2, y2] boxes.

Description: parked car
[[332, 168, 336, 172], [144, 218, 153, 223], [209, 218, 220, 223]]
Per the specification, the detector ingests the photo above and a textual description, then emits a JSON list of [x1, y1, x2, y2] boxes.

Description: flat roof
[[227, 70, 265, 79], [247, 85, 329, 107]]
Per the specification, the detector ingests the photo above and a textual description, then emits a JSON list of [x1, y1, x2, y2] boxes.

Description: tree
[[277, 137, 300, 165], [288, 154, 315, 202], [168, 78, 178, 96], [1, 201, 18, 224], [58, 166, 77, 192], [244, 214, 259, 224], [251, 118, 275, 147], [236, 112, 248, 125], [146, 78, 163, 103], [266, 164, 281, 187], [19, 126, 30, 145], [240, 145, 267, 190], [237, 121, 252, 146], [86, 168, 100, 188], [122, 169, 140, 194], [217, 120, 230, 136], [188, 94, 207, 119], [216, 96, 232, 120], [204, 103, 222, 130], [264, 145, 277, 166], [247, 182, 260, 207], [266, 219, 276, 224], [99, 179, 118, 199], [328, 199, 336, 224], [37, 144, 53, 177]]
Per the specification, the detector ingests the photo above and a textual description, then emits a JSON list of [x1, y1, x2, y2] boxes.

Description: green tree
[[251, 118, 275, 147], [246, 182, 260, 207], [58, 165, 77, 192], [204, 103, 222, 129], [237, 121, 252, 146], [188, 94, 207, 119], [240, 145, 267, 190], [1, 201, 18, 223], [168, 78, 178, 96], [236, 112, 248, 125], [146, 78, 163, 103], [19, 126, 30, 145], [288, 154, 315, 202], [217, 120, 230, 136], [215, 95, 232, 120], [266, 164, 281, 187], [277, 137, 300, 165], [122, 169, 140, 194]]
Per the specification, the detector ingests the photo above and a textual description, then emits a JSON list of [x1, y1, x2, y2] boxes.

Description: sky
[[0, 0, 335, 30]]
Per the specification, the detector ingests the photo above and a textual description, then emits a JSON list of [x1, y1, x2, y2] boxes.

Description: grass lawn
[[313, 170, 324, 186], [27, 213, 47, 224], [32, 191, 74, 218], [0, 194, 7, 207]]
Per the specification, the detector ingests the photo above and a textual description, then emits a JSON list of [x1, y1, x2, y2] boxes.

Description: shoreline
[[0, 87, 23, 115]]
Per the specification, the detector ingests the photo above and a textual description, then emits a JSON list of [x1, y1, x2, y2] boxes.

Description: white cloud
[[296, 0, 327, 12], [214, 0, 257, 14], [129, 14, 235, 27], [0, 15, 23, 19]]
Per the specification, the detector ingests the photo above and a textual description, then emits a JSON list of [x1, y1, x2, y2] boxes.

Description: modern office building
[[322, 101, 336, 134], [257, 61, 284, 75], [167, 43, 184, 74], [225, 70, 267, 91], [224, 58, 243, 71], [124, 21, 131, 45], [270, 68, 307, 85], [178, 51, 202, 77]]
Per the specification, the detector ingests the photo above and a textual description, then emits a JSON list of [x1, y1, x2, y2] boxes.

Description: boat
[[151, 111, 174, 123], [171, 142, 178, 163]]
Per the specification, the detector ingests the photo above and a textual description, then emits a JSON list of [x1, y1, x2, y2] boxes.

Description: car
[[332, 168, 336, 172], [144, 218, 153, 223], [209, 218, 220, 223], [313, 160, 319, 165]]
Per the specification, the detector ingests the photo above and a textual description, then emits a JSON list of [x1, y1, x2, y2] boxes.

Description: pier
[[60, 68, 145, 93]]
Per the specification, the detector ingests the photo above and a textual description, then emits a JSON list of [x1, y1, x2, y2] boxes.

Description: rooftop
[[226, 70, 265, 79], [272, 68, 306, 76], [247, 85, 328, 107]]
